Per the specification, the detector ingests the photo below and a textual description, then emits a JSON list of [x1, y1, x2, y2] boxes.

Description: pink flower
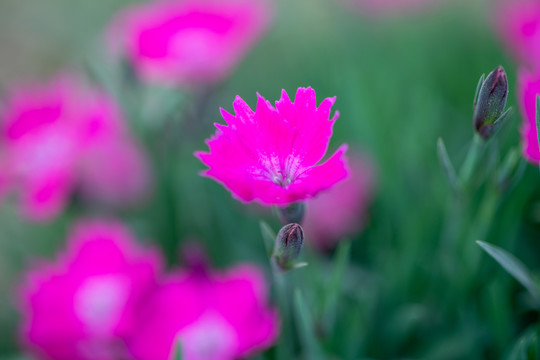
[[78, 139, 151, 207], [518, 68, 540, 163], [303, 152, 376, 250], [127, 264, 279, 360], [18, 220, 163, 360], [110, 0, 272, 86], [196, 87, 350, 206], [0, 77, 150, 220], [493, 0, 540, 69]]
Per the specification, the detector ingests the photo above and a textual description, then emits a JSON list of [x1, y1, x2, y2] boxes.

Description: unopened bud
[[276, 202, 305, 225], [473, 66, 510, 140], [272, 223, 304, 271]]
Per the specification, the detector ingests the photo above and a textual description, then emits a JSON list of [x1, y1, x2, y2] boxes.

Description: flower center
[[74, 275, 129, 334], [169, 28, 220, 68], [176, 311, 238, 360], [15, 129, 76, 175], [272, 173, 292, 187]]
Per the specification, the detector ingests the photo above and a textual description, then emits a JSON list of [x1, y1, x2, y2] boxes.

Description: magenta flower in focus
[[518, 68, 540, 163], [110, 0, 272, 86], [196, 87, 350, 206], [0, 77, 150, 221], [494, 0, 540, 69], [128, 264, 278, 360], [303, 152, 375, 250], [18, 220, 163, 360]]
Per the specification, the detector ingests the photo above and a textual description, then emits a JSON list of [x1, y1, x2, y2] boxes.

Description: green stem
[[459, 134, 484, 188], [272, 269, 294, 359]]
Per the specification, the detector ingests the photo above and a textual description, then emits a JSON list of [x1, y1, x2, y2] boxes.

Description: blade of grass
[[477, 241, 540, 302], [294, 290, 325, 360], [437, 137, 459, 193], [260, 220, 276, 258], [322, 240, 352, 331]]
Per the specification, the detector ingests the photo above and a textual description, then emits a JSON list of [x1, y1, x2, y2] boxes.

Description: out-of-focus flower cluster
[[19, 220, 278, 360], [0, 77, 149, 221], [110, 0, 271, 86]]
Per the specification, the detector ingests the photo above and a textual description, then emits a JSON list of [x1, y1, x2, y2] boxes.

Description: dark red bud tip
[[491, 66, 507, 93]]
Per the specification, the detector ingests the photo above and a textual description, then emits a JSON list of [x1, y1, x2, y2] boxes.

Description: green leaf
[[259, 220, 276, 258], [497, 148, 520, 185], [322, 240, 351, 331], [473, 73, 486, 109], [477, 241, 540, 302], [480, 107, 512, 140], [497, 148, 526, 192], [508, 325, 539, 360], [437, 138, 459, 192], [294, 290, 325, 360], [459, 134, 484, 187]]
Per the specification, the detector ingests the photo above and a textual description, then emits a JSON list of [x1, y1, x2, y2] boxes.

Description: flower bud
[[272, 223, 304, 271], [473, 66, 510, 140]]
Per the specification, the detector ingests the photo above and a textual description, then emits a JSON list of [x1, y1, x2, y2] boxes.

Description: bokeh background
[[1, 0, 539, 359]]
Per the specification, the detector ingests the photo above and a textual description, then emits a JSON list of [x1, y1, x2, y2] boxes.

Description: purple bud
[[272, 223, 304, 271], [473, 66, 509, 140]]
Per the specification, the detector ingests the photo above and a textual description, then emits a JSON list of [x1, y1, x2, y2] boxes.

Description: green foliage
[[1, 0, 540, 359], [477, 241, 540, 303], [508, 326, 540, 360]]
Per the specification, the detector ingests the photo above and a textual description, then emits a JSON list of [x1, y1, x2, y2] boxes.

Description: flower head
[[196, 87, 350, 206], [18, 220, 163, 360], [303, 152, 376, 250], [0, 77, 150, 220], [494, 0, 540, 69], [127, 264, 279, 360], [110, 0, 272, 86], [78, 138, 151, 207], [518, 68, 540, 163]]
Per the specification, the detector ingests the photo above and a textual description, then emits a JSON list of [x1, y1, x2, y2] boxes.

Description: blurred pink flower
[[518, 68, 540, 163], [303, 152, 376, 250], [110, 0, 272, 86], [196, 87, 350, 206], [0, 77, 150, 221], [494, 0, 540, 69], [128, 264, 279, 360], [18, 220, 163, 360], [79, 139, 151, 208]]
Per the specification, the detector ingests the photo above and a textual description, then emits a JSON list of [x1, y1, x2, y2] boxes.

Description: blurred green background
[[1, 0, 540, 359]]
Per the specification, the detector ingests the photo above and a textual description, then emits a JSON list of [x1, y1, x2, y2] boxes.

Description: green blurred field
[[1, 0, 539, 359]]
